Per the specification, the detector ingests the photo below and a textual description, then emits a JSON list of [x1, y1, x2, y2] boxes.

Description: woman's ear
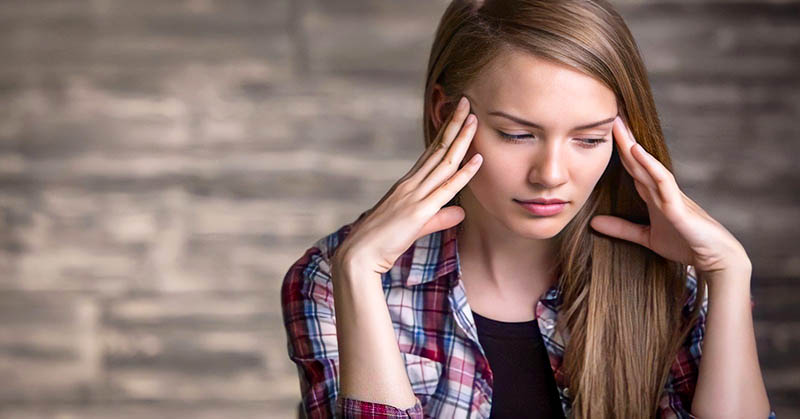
[[431, 83, 457, 132]]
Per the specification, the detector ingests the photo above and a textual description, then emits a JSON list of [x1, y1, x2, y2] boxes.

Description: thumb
[[417, 206, 466, 239], [590, 214, 650, 249]]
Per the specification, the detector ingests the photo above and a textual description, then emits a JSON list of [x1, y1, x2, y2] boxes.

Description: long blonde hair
[[422, 0, 706, 416]]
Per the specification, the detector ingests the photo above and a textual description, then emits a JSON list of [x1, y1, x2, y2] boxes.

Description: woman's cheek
[[573, 150, 613, 192], [583, 147, 613, 179], [463, 144, 492, 188], [466, 128, 506, 167], [469, 151, 510, 196]]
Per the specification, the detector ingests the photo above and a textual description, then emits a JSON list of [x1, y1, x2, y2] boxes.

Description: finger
[[633, 178, 669, 214], [402, 98, 464, 179], [416, 205, 466, 239], [589, 214, 650, 249], [406, 97, 472, 184], [417, 113, 478, 195], [439, 96, 472, 148], [426, 152, 482, 206], [615, 119, 682, 211], [630, 143, 682, 206], [613, 117, 648, 181], [613, 117, 657, 191], [633, 178, 657, 205]]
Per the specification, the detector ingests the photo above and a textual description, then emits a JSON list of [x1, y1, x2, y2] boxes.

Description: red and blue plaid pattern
[[282, 211, 776, 418]]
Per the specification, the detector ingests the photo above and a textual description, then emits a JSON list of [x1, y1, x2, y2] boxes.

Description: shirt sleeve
[[281, 241, 425, 418], [656, 266, 777, 418]]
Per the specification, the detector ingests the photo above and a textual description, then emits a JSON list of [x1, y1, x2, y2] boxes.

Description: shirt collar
[[402, 224, 563, 305], [403, 224, 460, 287]]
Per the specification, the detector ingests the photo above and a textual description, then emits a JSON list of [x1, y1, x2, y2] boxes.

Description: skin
[[598, 102, 771, 418], [333, 47, 770, 414], [431, 49, 770, 415], [431, 51, 617, 321]]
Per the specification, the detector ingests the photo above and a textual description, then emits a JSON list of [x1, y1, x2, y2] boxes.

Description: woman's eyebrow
[[487, 111, 617, 130]]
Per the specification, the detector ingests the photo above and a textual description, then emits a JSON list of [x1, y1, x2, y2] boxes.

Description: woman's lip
[[516, 201, 568, 216], [514, 198, 569, 204]]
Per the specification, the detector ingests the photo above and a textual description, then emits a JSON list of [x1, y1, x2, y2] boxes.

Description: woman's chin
[[506, 216, 568, 240]]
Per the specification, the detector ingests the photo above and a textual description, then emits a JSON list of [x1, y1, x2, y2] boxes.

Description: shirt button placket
[[474, 372, 492, 418], [478, 395, 491, 418]]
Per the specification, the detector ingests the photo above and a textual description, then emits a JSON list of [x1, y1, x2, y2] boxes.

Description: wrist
[[699, 261, 752, 294], [719, 241, 753, 273], [696, 244, 752, 278], [332, 250, 382, 285]]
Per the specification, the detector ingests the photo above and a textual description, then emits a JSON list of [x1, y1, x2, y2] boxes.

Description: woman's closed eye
[[496, 130, 608, 148]]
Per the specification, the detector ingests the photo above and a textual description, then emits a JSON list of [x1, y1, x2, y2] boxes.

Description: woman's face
[[455, 50, 618, 239]]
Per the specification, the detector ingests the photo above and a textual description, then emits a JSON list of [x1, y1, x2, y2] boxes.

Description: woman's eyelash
[[496, 130, 607, 148]]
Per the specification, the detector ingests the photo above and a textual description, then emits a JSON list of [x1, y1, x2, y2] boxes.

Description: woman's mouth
[[514, 198, 568, 216]]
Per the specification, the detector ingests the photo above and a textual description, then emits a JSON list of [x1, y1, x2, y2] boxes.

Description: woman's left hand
[[589, 116, 752, 280]]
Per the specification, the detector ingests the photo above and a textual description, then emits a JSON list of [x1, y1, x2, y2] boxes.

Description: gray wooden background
[[0, 0, 797, 417]]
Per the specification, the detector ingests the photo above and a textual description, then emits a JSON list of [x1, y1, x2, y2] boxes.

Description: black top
[[472, 310, 566, 419]]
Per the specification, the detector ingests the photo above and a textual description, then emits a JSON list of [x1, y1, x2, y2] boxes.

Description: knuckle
[[440, 178, 454, 192], [395, 179, 414, 194], [389, 179, 402, 192]]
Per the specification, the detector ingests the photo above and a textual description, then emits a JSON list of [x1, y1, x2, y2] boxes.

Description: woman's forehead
[[466, 57, 616, 114]]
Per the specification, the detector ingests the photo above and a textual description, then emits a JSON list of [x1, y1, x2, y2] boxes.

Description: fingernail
[[458, 96, 468, 109], [614, 117, 625, 133], [470, 153, 483, 165]]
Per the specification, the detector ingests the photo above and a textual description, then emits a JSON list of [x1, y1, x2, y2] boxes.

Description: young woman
[[282, 0, 775, 417]]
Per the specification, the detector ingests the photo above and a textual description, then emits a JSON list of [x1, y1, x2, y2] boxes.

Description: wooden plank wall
[[0, 0, 797, 417]]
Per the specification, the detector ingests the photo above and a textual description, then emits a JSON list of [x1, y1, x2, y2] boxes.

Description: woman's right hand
[[333, 96, 482, 275]]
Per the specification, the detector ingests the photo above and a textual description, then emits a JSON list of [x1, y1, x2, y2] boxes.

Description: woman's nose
[[528, 143, 568, 188]]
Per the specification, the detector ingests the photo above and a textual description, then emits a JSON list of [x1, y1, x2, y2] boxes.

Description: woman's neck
[[456, 191, 558, 300]]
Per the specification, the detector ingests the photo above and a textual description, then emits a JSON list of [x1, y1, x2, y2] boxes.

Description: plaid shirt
[[282, 210, 776, 418]]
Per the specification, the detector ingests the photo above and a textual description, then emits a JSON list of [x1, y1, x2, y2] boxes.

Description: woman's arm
[[332, 252, 421, 411], [691, 261, 772, 418], [282, 241, 423, 418]]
